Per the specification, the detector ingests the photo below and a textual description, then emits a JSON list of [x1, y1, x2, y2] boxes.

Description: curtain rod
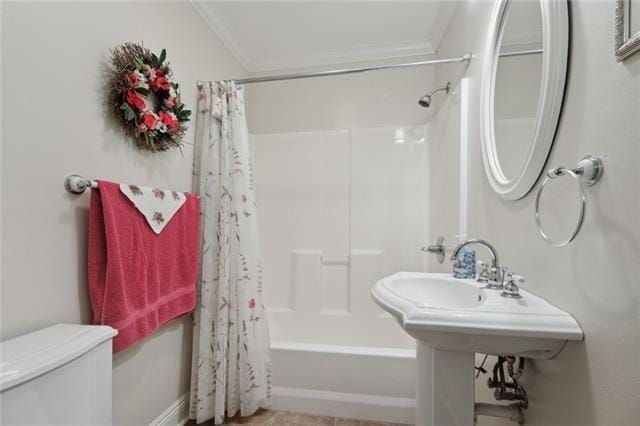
[[199, 53, 472, 85], [499, 48, 543, 58]]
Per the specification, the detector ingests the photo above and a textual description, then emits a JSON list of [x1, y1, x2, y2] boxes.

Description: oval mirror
[[481, 0, 569, 200]]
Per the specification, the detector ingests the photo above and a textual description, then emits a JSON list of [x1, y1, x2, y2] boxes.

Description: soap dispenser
[[453, 247, 476, 279]]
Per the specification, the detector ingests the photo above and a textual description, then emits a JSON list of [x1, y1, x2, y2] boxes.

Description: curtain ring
[[534, 167, 587, 247]]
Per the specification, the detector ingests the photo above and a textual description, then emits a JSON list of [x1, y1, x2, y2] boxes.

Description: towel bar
[[65, 174, 98, 194]]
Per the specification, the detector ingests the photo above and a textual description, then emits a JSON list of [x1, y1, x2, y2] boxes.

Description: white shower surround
[[251, 125, 435, 423]]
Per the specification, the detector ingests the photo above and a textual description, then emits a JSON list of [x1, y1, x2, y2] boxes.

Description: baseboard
[[150, 393, 190, 426], [149, 387, 415, 425], [271, 386, 416, 424]]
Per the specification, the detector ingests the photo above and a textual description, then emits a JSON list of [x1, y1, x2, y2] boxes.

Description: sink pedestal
[[416, 342, 474, 426]]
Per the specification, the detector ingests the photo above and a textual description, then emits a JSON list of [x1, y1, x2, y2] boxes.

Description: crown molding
[[189, 0, 251, 70], [248, 39, 435, 73], [189, 0, 452, 73]]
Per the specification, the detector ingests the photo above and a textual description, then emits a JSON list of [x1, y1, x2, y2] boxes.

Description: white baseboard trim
[[271, 386, 416, 424], [150, 393, 190, 426], [149, 387, 415, 425]]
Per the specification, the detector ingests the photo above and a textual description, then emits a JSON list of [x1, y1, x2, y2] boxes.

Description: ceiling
[[190, 1, 458, 73]]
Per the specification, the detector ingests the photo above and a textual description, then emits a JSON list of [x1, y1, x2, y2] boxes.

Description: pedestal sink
[[371, 272, 583, 426]]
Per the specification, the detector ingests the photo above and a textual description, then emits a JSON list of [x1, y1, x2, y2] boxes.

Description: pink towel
[[88, 180, 200, 353]]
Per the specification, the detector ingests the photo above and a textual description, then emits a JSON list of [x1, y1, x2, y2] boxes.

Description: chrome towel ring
[[534, 155, 604, 246]]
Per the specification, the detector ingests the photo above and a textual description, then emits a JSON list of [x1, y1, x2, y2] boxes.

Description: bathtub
[[262, 249, 419, 423], [270, 341, 416, 424]]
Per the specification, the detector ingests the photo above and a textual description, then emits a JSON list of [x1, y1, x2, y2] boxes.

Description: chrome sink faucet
[[450, 239, 505, 289]]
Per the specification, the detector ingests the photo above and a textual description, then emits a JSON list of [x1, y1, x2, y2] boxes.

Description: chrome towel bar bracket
[[534, 155, 604, 247], [65, 174, 98, 194]]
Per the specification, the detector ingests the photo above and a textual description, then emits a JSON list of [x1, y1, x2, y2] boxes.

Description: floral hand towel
[[120, 183, 187, 234]]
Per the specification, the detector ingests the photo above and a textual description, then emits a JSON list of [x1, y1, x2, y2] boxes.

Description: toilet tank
[[0, 324, 117, 425]]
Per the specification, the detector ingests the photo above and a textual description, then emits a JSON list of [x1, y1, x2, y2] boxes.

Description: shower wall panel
[[252, 126, 429, 349]]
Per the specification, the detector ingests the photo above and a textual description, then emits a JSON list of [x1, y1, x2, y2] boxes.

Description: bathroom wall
[[245, 57, 438, 133], [432, 1, 640, 424], [1, 2, 245, 424]]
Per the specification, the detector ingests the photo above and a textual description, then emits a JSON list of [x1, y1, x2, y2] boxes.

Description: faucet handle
[[500, 267, 509, 284], [501, 274, 523, 299], [485, 266, 504, 290], [477, 261, 489, 283]]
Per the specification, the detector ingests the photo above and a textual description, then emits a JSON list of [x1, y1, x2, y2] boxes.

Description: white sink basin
[[371, 272, 583, 359]]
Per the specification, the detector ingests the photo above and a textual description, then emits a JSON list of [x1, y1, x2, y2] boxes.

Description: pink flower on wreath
[[142, 112, 157, 129], [163, 97, 176, 109], [158, 111, 179, 130], [150, 75, 171, 91], [137, 123, 148, 133], [126, 89, 147, 111], [126, 70, 144, 88], [248, 298, 256, 309]]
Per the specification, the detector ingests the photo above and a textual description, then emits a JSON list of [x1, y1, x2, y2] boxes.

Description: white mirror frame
[[480, 0, 569, 200]]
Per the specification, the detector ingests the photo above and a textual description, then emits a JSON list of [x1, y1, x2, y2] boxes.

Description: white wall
[[432, 1, 640, 424], [1, 2, 245, 424], [245, 56, 438, 133]]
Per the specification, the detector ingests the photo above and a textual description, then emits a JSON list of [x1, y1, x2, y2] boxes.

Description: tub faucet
[[451, 239, 504, 289]]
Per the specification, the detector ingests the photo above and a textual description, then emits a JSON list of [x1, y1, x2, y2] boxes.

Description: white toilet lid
[[0, 324, 117, 391]]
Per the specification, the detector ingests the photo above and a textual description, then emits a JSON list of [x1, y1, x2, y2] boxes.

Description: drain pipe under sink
[[475, 402, 525, 424]]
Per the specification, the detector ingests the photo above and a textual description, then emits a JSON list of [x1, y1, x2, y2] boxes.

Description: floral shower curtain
[[189, 81, 271, 424]]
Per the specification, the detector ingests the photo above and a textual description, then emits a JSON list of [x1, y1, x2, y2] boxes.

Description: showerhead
[[418, 95, 432, 108], [418, 82, 451, 108]]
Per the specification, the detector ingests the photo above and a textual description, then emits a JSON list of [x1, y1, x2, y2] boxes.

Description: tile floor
[[186, 409, 406, 425]]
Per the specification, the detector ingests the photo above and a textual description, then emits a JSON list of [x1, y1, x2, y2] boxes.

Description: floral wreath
[[107, 43, 191, 152]]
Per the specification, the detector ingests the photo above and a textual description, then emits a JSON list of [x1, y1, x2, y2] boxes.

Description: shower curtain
[[189, 81, 271, 424]]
